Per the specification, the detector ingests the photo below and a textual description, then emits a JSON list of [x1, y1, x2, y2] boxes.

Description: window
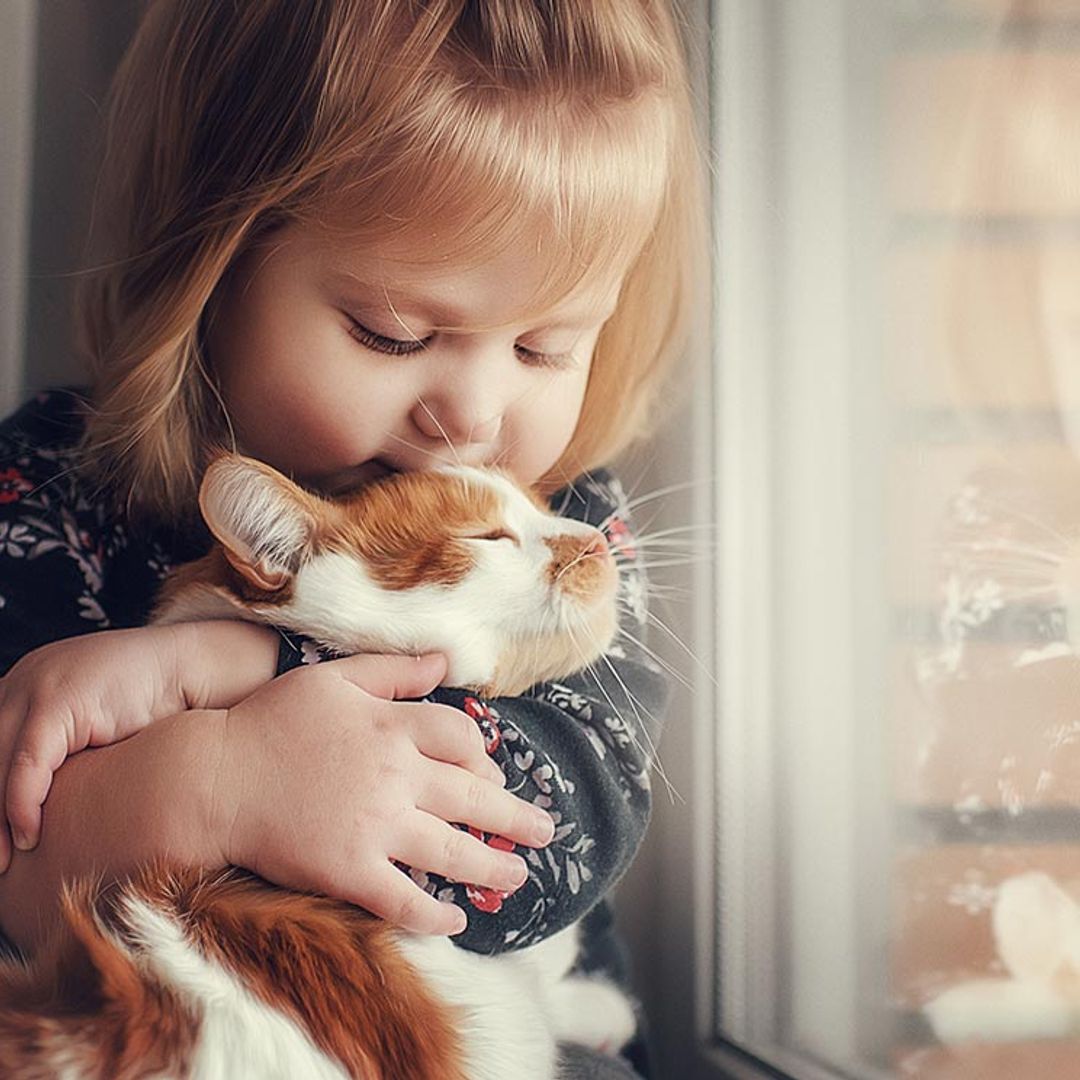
[[624, 2, 1080, 1077]]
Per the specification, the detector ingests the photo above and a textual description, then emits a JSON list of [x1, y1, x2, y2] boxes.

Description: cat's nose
[[581, 533, 609, 560], [546, 529, 615, 592]]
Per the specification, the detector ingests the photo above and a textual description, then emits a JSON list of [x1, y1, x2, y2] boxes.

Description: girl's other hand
[[0, 621, 277, 871], [213, 653, 555, 936]]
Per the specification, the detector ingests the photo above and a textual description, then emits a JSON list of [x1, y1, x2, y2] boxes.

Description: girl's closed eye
[[513, 343, 579, 371], [347, 315, 578, 370], [347, 318, 431, 356]]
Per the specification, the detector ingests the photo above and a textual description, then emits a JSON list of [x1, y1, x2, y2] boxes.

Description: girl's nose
[[411, 394, 503, 448]]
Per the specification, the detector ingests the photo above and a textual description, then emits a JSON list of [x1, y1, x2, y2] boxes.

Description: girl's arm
[[0, 620, 279, 864], [0, 653, 553, 958], [0, 705, 230, 954]]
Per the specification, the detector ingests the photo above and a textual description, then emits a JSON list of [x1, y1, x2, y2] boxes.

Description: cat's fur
[[0, 456, 636, 1079]]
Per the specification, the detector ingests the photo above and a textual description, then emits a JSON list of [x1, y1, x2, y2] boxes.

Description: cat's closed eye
[[469, 528, 520, 546]]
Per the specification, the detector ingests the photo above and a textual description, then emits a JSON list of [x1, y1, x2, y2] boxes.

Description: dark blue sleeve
[[0, 393, 115, 675], [276, 468, 669, 953]]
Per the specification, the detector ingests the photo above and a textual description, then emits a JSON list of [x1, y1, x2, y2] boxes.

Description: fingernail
[[532, 814, 555, 846], [509, 859, 528, 888], [449, 908, 468, 935], [12, 830, 30, 852]]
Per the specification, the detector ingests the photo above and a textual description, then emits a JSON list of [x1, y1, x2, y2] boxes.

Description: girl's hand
[[213, 653, 556, 936], [0, 621, 277, 870]]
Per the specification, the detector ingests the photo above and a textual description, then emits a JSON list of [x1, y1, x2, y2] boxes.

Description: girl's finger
[[0, 701, 16, 872], [357, 862, 467, 936], [0, 691, 22, 876], [5, 711, 69, 851], [417, 764, 555, 851], [399, 703, 504, 785], [321, 652, 448, 701], [392, 813, 527, 894]]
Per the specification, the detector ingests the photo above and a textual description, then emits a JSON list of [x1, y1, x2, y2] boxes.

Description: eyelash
[[347, 320, 430, 356], [347, 318, 574, 369]]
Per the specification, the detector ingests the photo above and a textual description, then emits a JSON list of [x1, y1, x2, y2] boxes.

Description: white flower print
[[0, 522, 33, 557]]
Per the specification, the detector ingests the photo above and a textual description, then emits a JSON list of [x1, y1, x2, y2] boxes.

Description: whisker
[[643, 609, 719, 691], [628, 538, 719, 554], [415, 398, 462, 467], [385, 431, 457, 465], [568, 621, 681, 804], [554, 547, 607, 584], [592, 479, 714, 539], [616, 625, 694, 693], [631, 523, 718, 542], [620, 585, 694, 602], [490, 435, 523, 473], [608, 478, 711, 522], [630, 557, 708, 571]]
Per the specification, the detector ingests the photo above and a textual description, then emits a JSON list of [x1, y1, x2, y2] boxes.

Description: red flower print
[[464, 695, 501, 754], [466, 883, 507, 913], [604, 516, 637, 558], [464, 827, 521, 912], [0, 467, 32, 504]]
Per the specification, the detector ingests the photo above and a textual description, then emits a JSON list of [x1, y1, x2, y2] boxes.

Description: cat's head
[[159, 454, 619, 696]]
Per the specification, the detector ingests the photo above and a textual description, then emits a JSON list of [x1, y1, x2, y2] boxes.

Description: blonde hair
[[77, 0, 706, 522]]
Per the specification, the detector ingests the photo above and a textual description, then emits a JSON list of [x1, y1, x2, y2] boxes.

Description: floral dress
[[0, 388, 667, 1073]]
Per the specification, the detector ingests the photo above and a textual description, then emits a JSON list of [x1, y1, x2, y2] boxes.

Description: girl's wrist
[[199, 707, 241, 870], [168, 619, 279, 709]]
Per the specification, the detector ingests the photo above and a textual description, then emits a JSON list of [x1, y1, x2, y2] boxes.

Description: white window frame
[[634, 3, 893, 1077]]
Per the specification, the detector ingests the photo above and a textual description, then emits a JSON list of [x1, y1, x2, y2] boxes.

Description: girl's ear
[[199, 455, 322, 592]]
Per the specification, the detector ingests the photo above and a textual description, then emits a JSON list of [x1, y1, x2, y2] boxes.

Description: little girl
[[0, 1, 702, 1075]]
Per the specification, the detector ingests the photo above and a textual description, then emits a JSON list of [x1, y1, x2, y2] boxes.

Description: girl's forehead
[[309, 226, 626, 330]]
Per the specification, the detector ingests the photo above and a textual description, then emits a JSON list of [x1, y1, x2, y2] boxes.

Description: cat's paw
[[549, 976, 638, 1054]]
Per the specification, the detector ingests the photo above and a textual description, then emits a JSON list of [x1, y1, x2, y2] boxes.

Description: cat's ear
[[199, 454, 323, 592]]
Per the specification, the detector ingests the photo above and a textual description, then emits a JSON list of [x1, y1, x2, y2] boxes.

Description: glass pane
[[711, 1, 1080, 1077]]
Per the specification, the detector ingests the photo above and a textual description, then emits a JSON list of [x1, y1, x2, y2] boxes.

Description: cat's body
[[0, 457, 636, 1079]]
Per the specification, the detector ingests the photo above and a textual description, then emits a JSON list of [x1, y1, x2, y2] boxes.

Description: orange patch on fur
[[0, 862, 469, 1080], [0, 874, 201, 1079], [156, 864, 467, 1080], [154, 546, 296, 613], [322, 471, 503, 591], [544, 530, 616, 604]]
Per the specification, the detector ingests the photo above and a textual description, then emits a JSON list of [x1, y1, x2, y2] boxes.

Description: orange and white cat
[[0, 456, 636, 1079]]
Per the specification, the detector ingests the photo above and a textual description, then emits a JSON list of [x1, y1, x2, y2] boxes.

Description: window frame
[[632, 2, 894, 1077]]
